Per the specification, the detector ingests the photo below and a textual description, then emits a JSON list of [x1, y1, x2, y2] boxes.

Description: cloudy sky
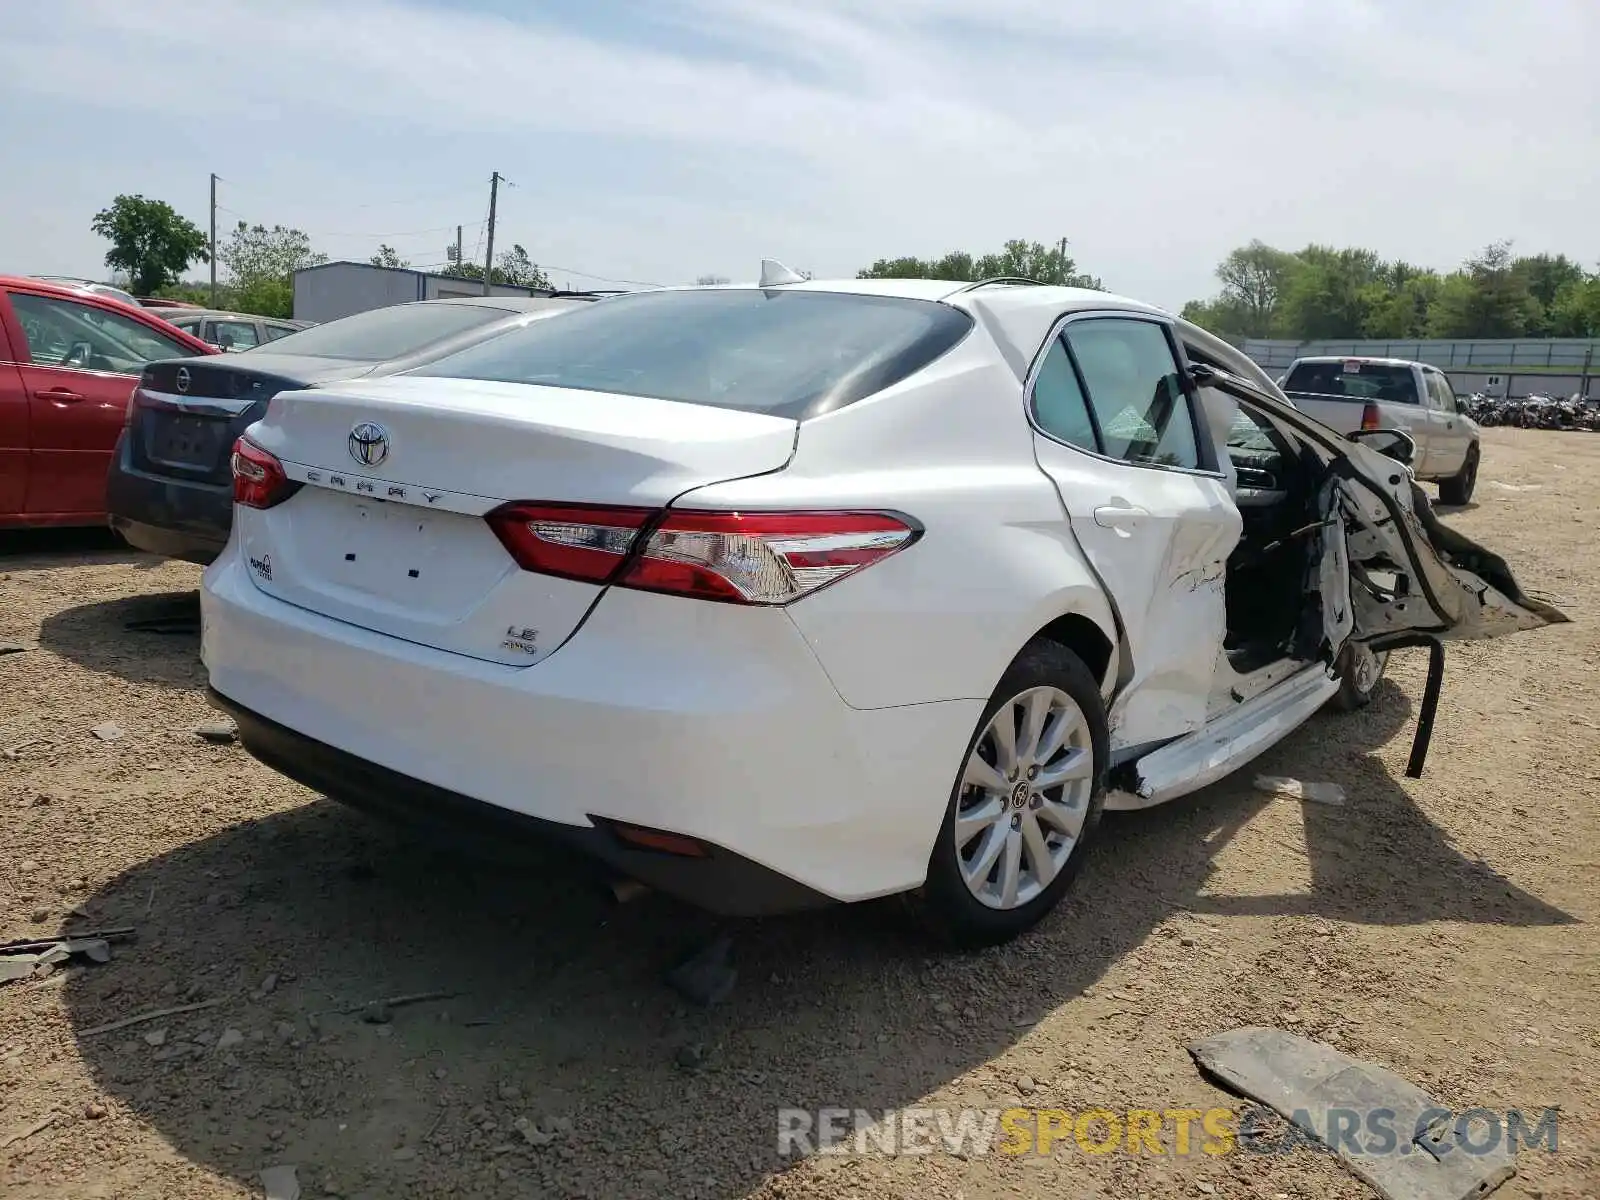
[[1, 0, 1595, 309]]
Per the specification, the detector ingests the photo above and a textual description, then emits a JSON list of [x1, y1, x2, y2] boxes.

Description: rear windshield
[[1283, 361, 1418, 404], [257, 301, 510, 361], [409, 288, 974, 419]]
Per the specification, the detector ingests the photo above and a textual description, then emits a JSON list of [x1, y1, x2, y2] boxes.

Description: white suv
[[201, 274, 1565, 945]]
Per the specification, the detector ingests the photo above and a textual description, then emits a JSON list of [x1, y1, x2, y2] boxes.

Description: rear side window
[[1030, 338, 1098, 450], [260, 302, 508, 360], [1036, 317, 1201, 470], [1284, 361, 1419, 405], [410, 289, 974, 419]]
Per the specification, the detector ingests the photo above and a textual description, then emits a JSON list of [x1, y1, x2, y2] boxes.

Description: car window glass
[[1030, 336, 1097, 450], [264, 324, 298, 342], [1283, 361, 1420, 404], [411, 290, 974, 419], [262, 302, 509, 360], [1063, 318, 1200, 469], [209, 320, 261, 351], [8, 292, 190, 373]]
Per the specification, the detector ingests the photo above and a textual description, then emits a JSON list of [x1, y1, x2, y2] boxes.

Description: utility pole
[[455, 224, 463, 272], [209, 173, 219, 306], [482, 172, 500, 296]]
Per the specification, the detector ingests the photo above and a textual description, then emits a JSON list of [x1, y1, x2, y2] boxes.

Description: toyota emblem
[[348, 421, 390, 467], [175, 366, 190, 394]]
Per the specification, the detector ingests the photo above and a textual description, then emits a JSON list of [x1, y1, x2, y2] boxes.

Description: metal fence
[[1237, 337, 1600, 373]]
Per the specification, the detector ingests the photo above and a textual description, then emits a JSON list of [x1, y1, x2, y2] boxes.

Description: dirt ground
[[2, 426, 1597, 1200]]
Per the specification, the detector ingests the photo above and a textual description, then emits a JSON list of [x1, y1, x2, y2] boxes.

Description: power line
[[538, 264, 669, 287], [305, 221, 484, 239]]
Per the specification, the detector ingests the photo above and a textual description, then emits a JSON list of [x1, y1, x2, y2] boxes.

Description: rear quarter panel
[[676, 336, 1118, 711]]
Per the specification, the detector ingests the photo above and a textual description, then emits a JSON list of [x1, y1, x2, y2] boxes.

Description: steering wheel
[[61, 340, 95, 369]]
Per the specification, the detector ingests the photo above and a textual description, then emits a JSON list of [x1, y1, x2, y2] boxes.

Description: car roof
[[165, 309, 310, 324], [428, 295, 592, 313], [592, 276, 1219, 388], [1, 274, 151, 310]]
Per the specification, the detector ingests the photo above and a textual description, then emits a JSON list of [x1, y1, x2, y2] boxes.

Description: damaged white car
[[201, 267, 1567, 946]]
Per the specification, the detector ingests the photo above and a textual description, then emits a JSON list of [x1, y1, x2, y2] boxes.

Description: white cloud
[[1, 0, 1595, 307]]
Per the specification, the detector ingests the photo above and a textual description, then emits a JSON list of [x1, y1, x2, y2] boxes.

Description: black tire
[[909, 638, 1109, 948], [1439, 444, 1478, 506], [1330, 643, 1388, 712]]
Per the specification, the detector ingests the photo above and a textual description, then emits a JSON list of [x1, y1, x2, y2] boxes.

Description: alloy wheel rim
[[1352, 646, 1389, 693], [955, 686, 1094, 911]]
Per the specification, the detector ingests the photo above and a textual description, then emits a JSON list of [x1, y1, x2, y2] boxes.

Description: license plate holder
[[148, 414, 224, 469]]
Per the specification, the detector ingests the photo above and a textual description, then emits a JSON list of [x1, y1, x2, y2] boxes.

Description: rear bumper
[[200, 545, 981, 910], [209, 688, 833, 915], [105, 432, 232, 565]]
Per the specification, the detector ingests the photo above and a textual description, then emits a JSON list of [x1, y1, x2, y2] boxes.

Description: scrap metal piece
[[1254, 776, 1347, 806], [1190, 1027, 1515, 1200], [665, 932, 737, 1007], [0, 957, 39, 984], [259, 1163, 302, 1200]]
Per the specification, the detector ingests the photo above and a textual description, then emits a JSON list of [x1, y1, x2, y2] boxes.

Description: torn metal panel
[[1190, 1027, 1515, 1200]]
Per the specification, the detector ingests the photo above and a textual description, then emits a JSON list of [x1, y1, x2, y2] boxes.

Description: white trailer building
[[291, 261, 541, 324]]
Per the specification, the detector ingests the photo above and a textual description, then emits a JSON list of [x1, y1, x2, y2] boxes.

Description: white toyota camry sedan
[[201, 269, 1566, 945]]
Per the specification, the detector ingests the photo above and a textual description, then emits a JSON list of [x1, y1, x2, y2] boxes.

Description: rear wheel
[[1330, 643, 1389, 712], [911, 639, 1108, 948], [1438, 444, 1479, 506]]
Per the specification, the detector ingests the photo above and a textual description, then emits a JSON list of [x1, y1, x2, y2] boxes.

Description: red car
[[1, 275, 216, 529]]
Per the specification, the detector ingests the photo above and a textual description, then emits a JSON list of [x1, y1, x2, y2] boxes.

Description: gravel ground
[[2, 427, 1597, 1200]]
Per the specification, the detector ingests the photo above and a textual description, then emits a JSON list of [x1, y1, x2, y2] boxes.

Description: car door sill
[[1104, 663, 1338, 811]]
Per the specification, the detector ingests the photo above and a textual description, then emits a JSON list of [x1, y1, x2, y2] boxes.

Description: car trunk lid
[[133, 356, 371, 485], [234, 377, 799, 664]]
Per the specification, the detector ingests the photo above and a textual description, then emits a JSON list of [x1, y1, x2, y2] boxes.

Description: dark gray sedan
[[106, 295, 591, 564], [161, 309, 314, 351]]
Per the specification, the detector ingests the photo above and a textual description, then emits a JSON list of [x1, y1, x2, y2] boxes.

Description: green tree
[[1359, 269, 1442, 338], [494, 244, 550, 289], [218, 222, 326, 318], [1276, 245, 1383, 340], [1180, 296, 1253, 335], [442, 243, 550, 289], [89, 195, 209, 295], [857, 238, 1101, 288], [1211, 240, 1300, 337], [369, 244, 411, 270], [1427, 242, 1541, 338], [1516, 253, 1586, 311], [1548, 272, 1600, 337]]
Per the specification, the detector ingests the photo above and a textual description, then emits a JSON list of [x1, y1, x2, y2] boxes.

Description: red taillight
[[485, 502, 655, 584], [605, 821, 710, 858], [484, 504, 917, 604], [230, 437, 295, 509], [1360, 402, 1381, 431], [624, 510, 916, 603]]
